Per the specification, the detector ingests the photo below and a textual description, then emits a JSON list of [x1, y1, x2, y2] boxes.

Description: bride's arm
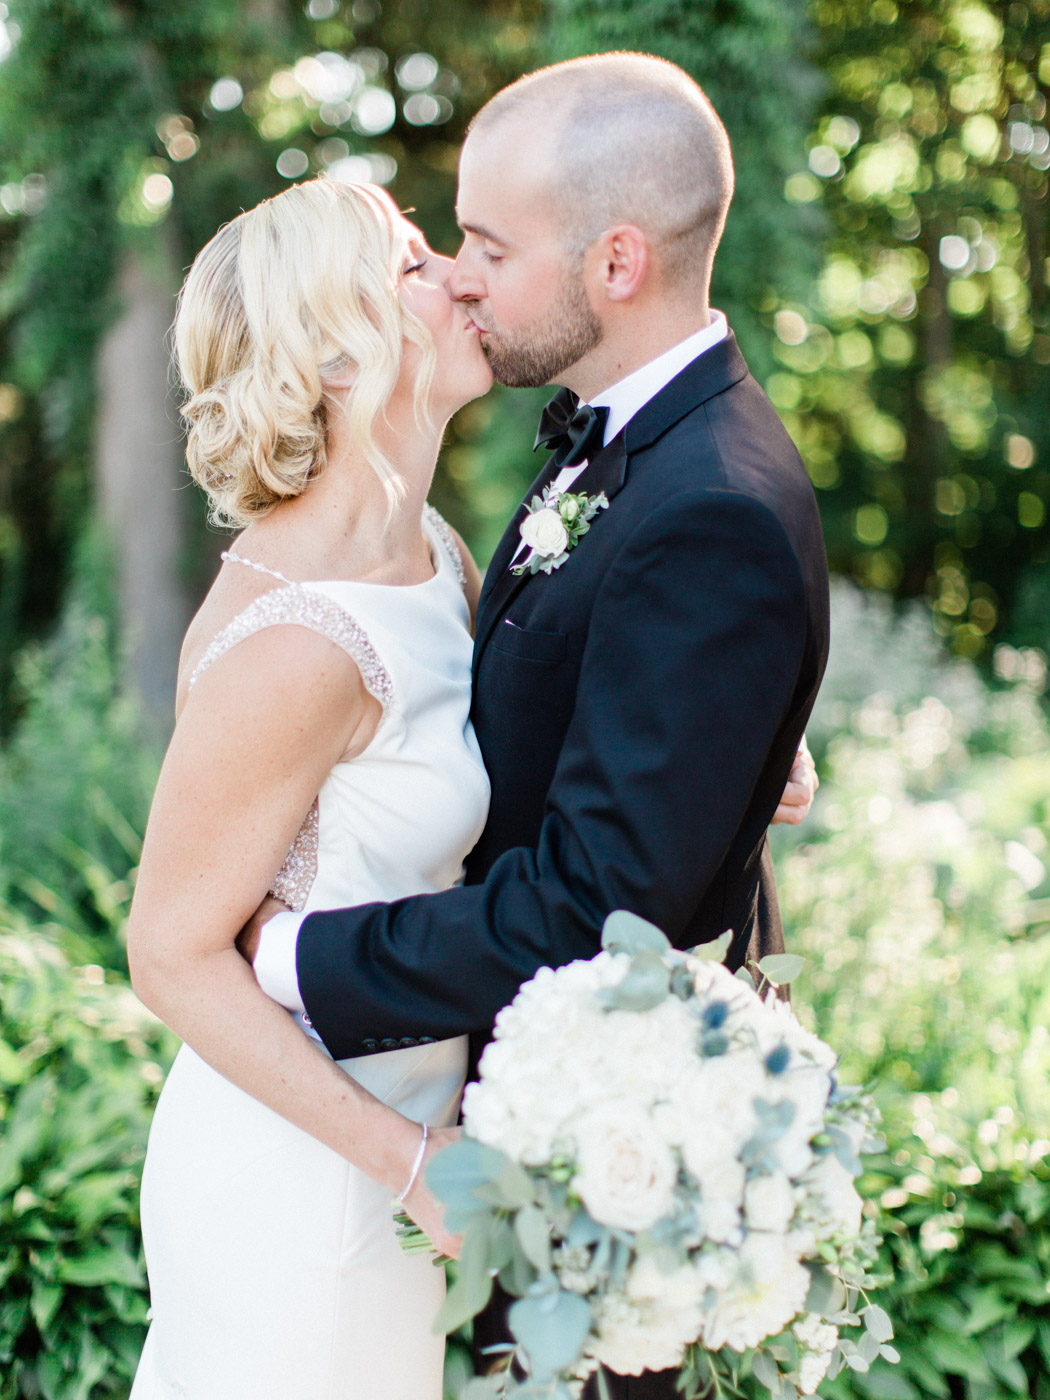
[[127, 624, 458, 1253]]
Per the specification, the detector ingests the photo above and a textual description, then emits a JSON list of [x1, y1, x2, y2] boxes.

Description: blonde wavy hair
[[173, 179, 435, 528]]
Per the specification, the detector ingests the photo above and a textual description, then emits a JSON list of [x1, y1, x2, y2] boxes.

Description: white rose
[[572, 1103, 678, 1232], [744, 1172, 798, 1233], [520, 507, 569, 557]]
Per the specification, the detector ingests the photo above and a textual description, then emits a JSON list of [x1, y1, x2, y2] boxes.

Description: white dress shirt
[[254, 312, 730, 1016]]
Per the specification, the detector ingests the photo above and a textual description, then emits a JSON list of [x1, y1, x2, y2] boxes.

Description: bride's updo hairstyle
[[174, 179, 434, 527]]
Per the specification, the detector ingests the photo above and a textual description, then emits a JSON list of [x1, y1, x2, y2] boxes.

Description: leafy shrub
[[0, 547, 160, 971], [0, 912, 175, 1400], [772, 583, 1050, 1400], [827, 1141, 1050, 1400]]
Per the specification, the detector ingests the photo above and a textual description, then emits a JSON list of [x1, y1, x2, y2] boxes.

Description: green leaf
[[425, 1137, 509, 1219], [601, 910, 670, 956], [751, 1349, 782, 1391], [804, 1263, 845, 1316], [602, 949, 671, 1011], [757, 954, 805, 985], [735, 966, 756, 990], [691, 930, 733, 962], [509, 1289, 591, 1379], [881, 1345, 901, 1364], [29, 1282, 62, 1335], [863, 1305, 894, 1343], [514, 1206, 553, 1272], [56, 1245, 143, 1288]]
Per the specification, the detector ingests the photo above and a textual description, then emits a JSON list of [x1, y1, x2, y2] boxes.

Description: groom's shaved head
[[468, 52, 734, 292]]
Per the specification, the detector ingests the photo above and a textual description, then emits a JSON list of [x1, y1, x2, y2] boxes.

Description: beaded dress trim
[[424, 504, 466, 588], [188, 563, 395, 911]]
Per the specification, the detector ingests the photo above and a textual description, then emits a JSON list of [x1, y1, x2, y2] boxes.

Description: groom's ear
[[588, 225, 649, 303]]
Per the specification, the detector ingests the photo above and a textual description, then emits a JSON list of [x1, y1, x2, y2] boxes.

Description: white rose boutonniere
[[512, 485, 610, 576]]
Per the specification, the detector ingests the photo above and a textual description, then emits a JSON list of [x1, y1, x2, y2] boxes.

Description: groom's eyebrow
[[456, 216, 512, 248]]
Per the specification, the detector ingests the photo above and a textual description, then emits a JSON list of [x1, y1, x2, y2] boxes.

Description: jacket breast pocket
[[489, 619, 567, 664]]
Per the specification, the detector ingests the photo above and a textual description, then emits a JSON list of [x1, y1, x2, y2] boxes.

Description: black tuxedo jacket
[[296, 333, 830, 1071]]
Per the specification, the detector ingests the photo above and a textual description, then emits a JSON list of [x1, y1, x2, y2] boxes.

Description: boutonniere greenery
[[512, 486, 611, 576]]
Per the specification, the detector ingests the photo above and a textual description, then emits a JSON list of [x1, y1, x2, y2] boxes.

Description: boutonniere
[[512, 486, 610, 576]]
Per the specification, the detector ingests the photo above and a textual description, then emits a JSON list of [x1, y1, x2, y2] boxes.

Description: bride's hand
[[236, 893, 291, 965], [402, 1125, 464, 1260]]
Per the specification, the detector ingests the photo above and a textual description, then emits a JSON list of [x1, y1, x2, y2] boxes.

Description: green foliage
[[767, 0, 1050, 655], [772, 582, 1050, 1400], [825, 1148, 1050, 1400], [0, 536, 160, 969], [0, 916, 175, 1399]]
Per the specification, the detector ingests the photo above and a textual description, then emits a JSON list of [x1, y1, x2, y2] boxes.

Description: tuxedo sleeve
[[298, 491, 808, 1059]]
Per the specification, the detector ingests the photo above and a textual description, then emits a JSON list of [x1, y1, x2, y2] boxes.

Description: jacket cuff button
[[380, 1038, 399, 1050], [362, 1037, 378, 1052]]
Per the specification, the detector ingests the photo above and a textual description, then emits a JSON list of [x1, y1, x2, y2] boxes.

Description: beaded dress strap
[[423, 504, 467, 589], [221, 548, 293, 585], [189, 562, 394, 711]]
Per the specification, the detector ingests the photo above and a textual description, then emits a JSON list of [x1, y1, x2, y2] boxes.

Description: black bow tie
[[534, 388, 609, 467]]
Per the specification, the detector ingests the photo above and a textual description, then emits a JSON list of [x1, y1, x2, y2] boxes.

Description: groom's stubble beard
[[475, 260, 603, 389]]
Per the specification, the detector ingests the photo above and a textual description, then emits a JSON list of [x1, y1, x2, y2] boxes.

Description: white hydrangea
[[793, 1313, 839, 1394], [700, 1234, 812, 1352], [590, 1258, 705, 1375], [744, 1173, 798, 1234]]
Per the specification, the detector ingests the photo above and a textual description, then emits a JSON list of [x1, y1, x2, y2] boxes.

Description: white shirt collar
[[589, 310, 729, 445]]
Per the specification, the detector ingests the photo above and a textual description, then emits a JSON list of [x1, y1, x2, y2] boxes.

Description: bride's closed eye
[[402, 258, 427, 276]]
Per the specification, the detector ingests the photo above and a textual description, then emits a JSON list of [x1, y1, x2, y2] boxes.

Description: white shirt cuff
[[253, 910, 306, 1014]]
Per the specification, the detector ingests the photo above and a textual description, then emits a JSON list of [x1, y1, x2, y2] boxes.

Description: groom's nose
[[448, 245, 482, 304]]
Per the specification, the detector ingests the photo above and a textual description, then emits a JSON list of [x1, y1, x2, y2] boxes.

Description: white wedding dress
[[131, 508, 490, 1400]]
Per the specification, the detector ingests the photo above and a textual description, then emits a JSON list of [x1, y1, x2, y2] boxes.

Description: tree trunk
[[95, 242, 191, 732]]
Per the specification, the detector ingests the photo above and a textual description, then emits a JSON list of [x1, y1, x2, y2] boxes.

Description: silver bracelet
[[396, 1123, 429, 1203]]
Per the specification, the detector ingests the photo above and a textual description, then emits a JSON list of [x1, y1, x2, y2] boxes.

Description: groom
[[251, 52, 829, 1398]]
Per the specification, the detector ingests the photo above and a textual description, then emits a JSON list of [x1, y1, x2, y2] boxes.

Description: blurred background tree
[[766, 0, 1050, 660]]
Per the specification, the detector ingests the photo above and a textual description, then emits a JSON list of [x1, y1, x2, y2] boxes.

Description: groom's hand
[[403, 1125, 464, 1260], [236, 894, 291, 965], [772, 737, 818, 826]]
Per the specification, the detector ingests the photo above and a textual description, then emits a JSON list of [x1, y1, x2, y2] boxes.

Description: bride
[[127, 177, 492, 1399]]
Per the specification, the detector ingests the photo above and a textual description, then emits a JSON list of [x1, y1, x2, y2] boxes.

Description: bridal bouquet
[[418, 913, 896, 1400]]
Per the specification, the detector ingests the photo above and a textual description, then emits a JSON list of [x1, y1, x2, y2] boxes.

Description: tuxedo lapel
[[473, 434, 628, 676], [472, 332, 747, 679]]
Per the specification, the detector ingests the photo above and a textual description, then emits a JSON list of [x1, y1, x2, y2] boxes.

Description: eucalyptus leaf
[[509, 1289, 591, 1378], [735, 966, 756, 990], [426, 1137, 510, 1216], [757, 953, 805, 985], [863, 1304, 894, 1343], [880, 1345, 901, 1364], [751, 1349, 782, 1391], [601, 910, 671, 956], [691, 930, 734, 962], [603, 949, 671, 1011], [803, 1264, 844, 1316], [514, 1206, 553, 1273], [858, 1330, 882, 1365], [460, 1378, 505, 1400]]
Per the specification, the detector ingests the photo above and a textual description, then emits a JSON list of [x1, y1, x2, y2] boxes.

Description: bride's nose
[[432, 252, 455, 293]]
